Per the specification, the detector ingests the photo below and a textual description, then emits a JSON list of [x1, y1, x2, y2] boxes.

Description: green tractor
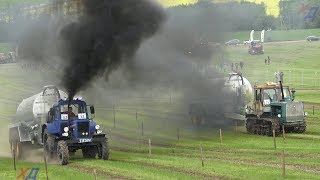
[[246, 81, 306, 136]]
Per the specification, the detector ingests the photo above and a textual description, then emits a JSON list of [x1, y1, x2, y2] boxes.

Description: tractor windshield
[[262, 87, 290, 104], [60, 102, 87, 120], [275, 87, 290, 100]]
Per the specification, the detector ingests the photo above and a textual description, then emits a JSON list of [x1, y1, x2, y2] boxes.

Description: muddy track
[[112, 144, 320, 162], [164, 152, 320, 174], [69, 163, 130, 180], [110, 133, 320, 159], [112, 147, 320, 174], [113, 159, 225, 180]]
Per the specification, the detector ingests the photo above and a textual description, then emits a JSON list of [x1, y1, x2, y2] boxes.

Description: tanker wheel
[[82, 146, 97, 159], [57, 140, 69, 165], [10, 141, 32, 159], [99, 139, 110, 160]]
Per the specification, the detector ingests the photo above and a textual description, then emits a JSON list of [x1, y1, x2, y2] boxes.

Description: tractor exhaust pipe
[[279, 81, 285, 101]]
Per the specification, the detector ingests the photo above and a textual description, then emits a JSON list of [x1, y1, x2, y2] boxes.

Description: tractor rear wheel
[[57, 140, 69, 165]]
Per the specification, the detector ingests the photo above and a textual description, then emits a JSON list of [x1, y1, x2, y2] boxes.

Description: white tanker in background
[[189, 73, 253, 126]]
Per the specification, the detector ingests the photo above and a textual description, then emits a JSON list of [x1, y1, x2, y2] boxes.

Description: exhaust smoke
[[17, 0, 165, 99]]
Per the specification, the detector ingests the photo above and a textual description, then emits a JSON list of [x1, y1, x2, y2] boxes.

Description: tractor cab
[[46, 98, 102, 140]]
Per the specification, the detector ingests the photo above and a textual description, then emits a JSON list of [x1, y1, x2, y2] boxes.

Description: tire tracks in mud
[[111, 143, 320, 175], [68, 163, 130, 180], [112, 147, 320, 175], [168, 153, 320, 174], [112, 159, 224, 180]]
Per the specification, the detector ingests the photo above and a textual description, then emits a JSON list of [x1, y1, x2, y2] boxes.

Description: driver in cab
[[63, 107, 76, 120]]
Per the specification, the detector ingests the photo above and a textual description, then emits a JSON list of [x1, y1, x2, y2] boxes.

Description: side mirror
[[291, 88, 296, 101], [90, 106, 95, 114]]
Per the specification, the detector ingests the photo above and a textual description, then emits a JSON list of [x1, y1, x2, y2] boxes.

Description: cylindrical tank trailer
[[15, 86, 67, 124]]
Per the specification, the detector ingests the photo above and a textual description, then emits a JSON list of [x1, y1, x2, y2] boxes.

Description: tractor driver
[[63, 107, 76, 120]]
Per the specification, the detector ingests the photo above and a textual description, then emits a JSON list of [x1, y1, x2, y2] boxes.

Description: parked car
[[243, 40, 251, 45], [0, 53, 5, 61], [225, 39, 240, 46], [306, 36, 320, 41]]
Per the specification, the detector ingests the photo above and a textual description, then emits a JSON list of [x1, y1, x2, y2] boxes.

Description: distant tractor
[[246, 81, 306, 136], [248, 41, 264, 55], [9, 86, 109, 165]]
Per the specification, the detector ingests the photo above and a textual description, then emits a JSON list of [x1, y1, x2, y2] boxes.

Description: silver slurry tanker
[[9, 86, 109, 165], [189, 72, 253, 126], [9, 85, 67, 148]]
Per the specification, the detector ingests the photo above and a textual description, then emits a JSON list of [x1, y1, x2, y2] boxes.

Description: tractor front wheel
[[57, 140, 69, 165], [99, 140, 109, 160]]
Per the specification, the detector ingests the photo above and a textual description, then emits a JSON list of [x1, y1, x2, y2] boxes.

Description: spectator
[[240, 61, 244, 69], [268, 56, 271, 65], [264, 58, 267, 65]]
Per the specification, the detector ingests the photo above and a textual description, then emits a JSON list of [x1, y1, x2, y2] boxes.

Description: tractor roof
[[255, 82, 289, 89]]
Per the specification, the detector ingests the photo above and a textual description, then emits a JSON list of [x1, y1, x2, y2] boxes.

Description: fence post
[[282, 149, 286, 177], [219, 129, 223, 145], [177, 128, 180, 140], [282, 125, 285, 144], [313, 105, 315, 115], [273, 129, 277, 149], [43, 151, 48, 180], [13, 141, 16, 171], [113, 105, 116, 128], [136, 109, 138, 121], [148, 138, 151, 157], [141, 122, 144, 136], [94, 169, 97, 180], [200, 145, 204, 167]]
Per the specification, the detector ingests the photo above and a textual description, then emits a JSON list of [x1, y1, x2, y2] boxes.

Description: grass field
[[0, 38, 320, 179], [227, 29, 320, 42]]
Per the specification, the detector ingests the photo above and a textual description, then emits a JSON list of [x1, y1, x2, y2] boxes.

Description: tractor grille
[[286, 102, 304, 122], [77, 122, 89, 138]]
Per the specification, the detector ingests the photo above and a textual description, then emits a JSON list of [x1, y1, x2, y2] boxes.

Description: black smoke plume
[[17, 0, 165, 99], [60, 0, 165, 99]]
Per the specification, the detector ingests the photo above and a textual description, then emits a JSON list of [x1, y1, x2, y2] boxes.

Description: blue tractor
[[44, 98, 109, 165], [9, 86, 109, 165]]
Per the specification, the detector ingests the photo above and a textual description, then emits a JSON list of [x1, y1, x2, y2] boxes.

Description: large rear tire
[[57, 140, 69, 165]]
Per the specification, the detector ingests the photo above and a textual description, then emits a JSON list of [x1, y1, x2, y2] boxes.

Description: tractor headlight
[[62, 133, 68, 137], [97, 130, 102, 134], [63, 127, 69, 132], [95, 125, 100, 130], [277, 114, 281, 118], [304, 112, 308, 116]]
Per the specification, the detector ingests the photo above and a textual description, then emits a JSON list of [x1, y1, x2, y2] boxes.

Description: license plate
[[79, 139, 92, 143]]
